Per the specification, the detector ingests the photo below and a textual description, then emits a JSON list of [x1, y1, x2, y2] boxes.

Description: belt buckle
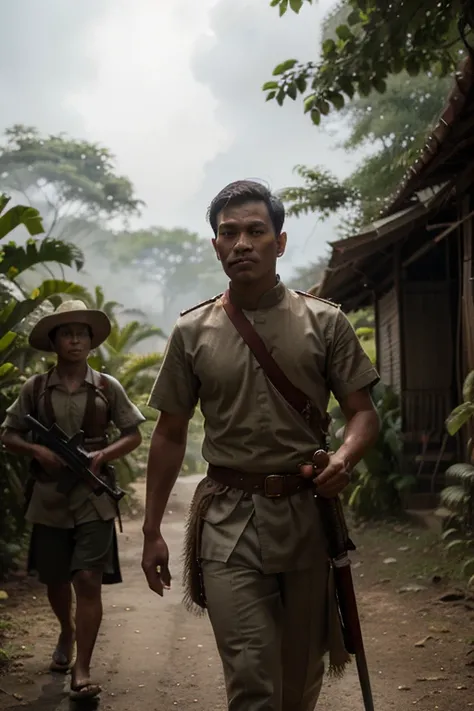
[[264, 474, 285, 498]]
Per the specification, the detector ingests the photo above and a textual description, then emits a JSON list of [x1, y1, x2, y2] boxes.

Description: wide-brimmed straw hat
[[28, 300, 111, 352]]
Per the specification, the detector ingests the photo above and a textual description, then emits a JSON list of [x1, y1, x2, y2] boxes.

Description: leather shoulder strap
[[31, 374, 44, 417], [222, 290, 312, 422], [31, 370, 54, 424], [98, 373, 111, 417], [89, 369, 109, 402], [99, 373, 109, 394], [82, 369, 111, 437]]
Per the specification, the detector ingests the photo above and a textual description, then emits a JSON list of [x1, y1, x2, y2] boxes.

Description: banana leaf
[[0, 280, 92, 339], [0, 196, 44, 239], [0, 238, 84, 277]]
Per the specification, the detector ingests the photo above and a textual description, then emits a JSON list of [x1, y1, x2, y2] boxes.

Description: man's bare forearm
[[101, 430, 142, 463], [1, 429, 38, 458], [142, 429, 186, 539], [337, 409, 380, 469]]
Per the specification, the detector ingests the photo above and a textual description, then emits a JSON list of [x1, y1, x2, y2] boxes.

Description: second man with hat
[[1, 299, 146, 701]]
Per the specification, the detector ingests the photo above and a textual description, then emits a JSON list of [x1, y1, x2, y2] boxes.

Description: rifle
[[313, 449, 375, 711], [25, 414, 126, 503]]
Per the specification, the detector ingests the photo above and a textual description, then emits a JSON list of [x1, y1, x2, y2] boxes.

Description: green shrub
[[330, 382, 414, 520]]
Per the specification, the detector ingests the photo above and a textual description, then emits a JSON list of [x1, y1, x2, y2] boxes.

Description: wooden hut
[[316, 56, 474, 506]]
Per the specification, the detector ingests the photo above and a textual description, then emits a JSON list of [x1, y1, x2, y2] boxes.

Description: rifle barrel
[[25, 414, 125, 502]]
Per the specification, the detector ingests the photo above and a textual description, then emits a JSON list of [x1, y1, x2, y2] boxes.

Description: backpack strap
[[81, 369, 111, 438], [31, 374, 43, 419], [31, 369, 55, 426], [99, 373, 112, 420]]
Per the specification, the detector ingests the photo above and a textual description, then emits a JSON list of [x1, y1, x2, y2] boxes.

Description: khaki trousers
[[201, 516, 329, 711]]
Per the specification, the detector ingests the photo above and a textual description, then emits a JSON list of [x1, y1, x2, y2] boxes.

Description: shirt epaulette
[[293, 289, 341, 309], [180, 293, 223, 317]]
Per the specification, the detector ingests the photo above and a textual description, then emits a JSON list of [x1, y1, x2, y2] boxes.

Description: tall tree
[[264, 0, 471, 125], [101, 227, 222, 316], [0, 125, 142, 239], [288, 255, 328, 291], [280, 70, 451, 229]]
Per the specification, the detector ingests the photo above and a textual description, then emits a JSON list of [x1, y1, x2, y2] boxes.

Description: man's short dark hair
[[207, 180, 285, 236]]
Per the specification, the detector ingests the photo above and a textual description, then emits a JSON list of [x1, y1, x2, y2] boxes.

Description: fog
[[1, 0, 362, 332]]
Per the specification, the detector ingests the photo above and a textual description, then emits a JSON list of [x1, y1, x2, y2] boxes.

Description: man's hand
[[87, 450, 106, 475], [142, 534, 171, 597], [299, 450, 351, 498], [32, 444, 64, 471]]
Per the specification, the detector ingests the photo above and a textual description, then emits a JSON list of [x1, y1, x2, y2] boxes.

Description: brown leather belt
[[207, 464, 314, 499]]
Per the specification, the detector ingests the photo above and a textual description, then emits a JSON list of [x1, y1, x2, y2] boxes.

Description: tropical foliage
[[0, 125, 142, 240], [445, 370, 474, 443], [350, 307, 375, 364], [264, 0, 471, 125], [287, 254, 328, 292], [329, 382, 414, 521], [438, 371, 474, 587], [277, 1, 453, 234], [439, 462, 474, 589], [0, 194, 93, 578], [97, 226, 222, 319], [280, 71, 450, 230]]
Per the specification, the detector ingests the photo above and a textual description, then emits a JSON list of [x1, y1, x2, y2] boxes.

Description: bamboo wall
[[376, 287, 402, 392]]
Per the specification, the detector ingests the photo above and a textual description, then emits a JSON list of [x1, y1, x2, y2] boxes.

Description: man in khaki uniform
[[1, 300, 145, 701], [142, 180, 380, 711]]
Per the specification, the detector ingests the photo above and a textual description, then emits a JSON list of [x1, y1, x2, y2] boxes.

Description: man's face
[[52, 323, 92, 362], [212, 200, 287, 284]]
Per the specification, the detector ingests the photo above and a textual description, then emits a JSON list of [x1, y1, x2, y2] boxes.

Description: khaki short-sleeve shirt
[[149, 280, 379, 572], [2, 367, 146, 528]]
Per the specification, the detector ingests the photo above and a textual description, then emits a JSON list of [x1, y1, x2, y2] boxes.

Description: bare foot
[[50, 626, 76, 672], [70, 665, 101, 701]]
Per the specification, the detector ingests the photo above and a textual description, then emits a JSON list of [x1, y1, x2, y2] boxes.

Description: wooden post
[[462, 196, 474, 373], [394, 244, 406, 427], [373, 291, 380, 374], [461, 195, 474, 458]]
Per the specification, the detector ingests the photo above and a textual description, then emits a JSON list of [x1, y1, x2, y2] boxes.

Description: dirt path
[[0, 476, 473, 710]]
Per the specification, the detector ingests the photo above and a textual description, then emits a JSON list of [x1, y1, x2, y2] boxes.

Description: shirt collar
[[228, 276, 287, 311], [46, 365, 94, 388]]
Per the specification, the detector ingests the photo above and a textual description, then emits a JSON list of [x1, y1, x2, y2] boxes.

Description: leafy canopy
[[264, 0, 471, 125], [0, 125, 143, 236], [288, 254, 329, 291], [280, 69, 451, 228], [100, 226, 221, 314]]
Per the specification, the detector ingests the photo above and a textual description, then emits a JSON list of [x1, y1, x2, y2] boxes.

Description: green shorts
[[28, 520, 121, 585]]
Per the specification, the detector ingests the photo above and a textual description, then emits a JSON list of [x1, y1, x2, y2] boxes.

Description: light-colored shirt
[[2, 366, 146, 528], [148, 280, 379, 572]]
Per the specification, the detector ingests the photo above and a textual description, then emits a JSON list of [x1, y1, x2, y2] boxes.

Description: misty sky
[[1, 0, 361, 281]]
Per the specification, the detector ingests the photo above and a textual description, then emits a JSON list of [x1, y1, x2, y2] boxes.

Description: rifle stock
[[25, 414, 125, 503], [313, 450, 375, 711]]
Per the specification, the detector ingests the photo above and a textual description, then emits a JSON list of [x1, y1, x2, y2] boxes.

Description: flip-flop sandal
[[70, 682, 102, 701], [49, 647, 74, 673]]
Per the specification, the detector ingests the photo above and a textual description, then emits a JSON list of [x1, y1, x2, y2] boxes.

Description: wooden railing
[[402, 389, 453, 443]]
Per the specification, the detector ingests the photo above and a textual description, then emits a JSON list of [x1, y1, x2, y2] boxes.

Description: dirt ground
[[0, 475, 473, 711]]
